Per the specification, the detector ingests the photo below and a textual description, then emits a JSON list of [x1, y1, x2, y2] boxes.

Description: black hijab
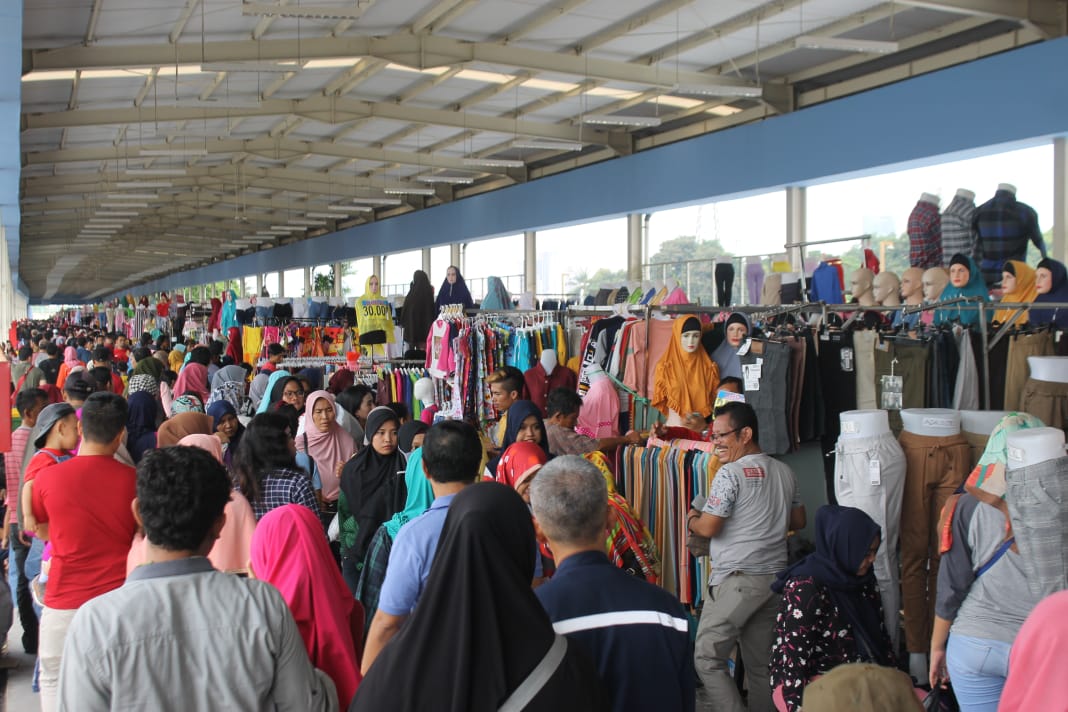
[[350, 482, 605, 712], [772, 505, 887, 662], [401, 270, 437, 344], [435, 265, 474, 311], [339, 407, 408, 565], [489, 399, 550, 473], [126, 391, 158, 464], [397, 420, 429, 455]]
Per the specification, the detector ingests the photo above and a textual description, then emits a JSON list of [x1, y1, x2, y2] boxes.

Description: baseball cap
[[33, 403, 77, 449]]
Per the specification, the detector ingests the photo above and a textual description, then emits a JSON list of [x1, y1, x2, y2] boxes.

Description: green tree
[[645, 236, 729, 304]]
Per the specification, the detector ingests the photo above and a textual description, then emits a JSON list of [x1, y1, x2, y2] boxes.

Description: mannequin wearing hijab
[[709, 313, 750, 380], [771, 505, 895, 712], [652, 317, 720, 428], [934, 254, 989, 326], [993, 260, 1037, 326], [435, 265, 474, 311], [401, 270, 436, 348], [350, 482, 606, 712], [356, 275, 394, 357], [1031, 257, 1068, 328]]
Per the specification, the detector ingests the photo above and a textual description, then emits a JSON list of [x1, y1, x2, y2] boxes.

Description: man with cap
[[30, 393, 137, 712]]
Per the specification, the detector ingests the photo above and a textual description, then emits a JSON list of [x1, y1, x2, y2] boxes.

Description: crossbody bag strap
[[498, 635, 567, 712], [975, 536, 1015, 579]]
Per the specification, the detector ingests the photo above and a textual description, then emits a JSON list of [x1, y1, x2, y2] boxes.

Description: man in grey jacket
[[57, 446, 337, 712]]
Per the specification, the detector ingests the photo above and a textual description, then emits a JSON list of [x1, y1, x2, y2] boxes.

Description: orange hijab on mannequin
[[652, 316, 719, 420]]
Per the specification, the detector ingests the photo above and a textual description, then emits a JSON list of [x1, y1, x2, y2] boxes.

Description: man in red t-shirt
[[31, 392, 136, 712]]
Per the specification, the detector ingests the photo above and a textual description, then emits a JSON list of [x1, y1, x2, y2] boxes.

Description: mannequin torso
[[1028, 356, 1068, 383], [1006, 427, 1065, 469], [838, 409, 890, 440], [900, 408, 960, 437], [959, 410, 1010, 436]]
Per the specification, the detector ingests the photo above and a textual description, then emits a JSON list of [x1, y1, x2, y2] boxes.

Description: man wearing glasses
[[687, 402, 806, 712]]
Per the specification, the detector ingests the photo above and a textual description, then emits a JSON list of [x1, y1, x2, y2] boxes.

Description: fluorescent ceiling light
[[794, 35, 899, 54], [200, 61, 300, 73], [22, 66, 205, 82], [580, 114, 662, 127], [384, 187, 436, 196], [512, 139, 584, 152], [672, 83, 763, 98], [463, 158, 525, 168], [95, 211, 139, 216], [106, 193, 159, 199], [350, 198, 403, 206], [270, 225, 305, 231], [115, 181, 172, 188], [88, 220, 127, 225], [304, 59, 357, 69], [305, 212, 342, 219], [125, 169, 187, 176], [419, 176, 475, 185], [100, 202, 149, 208], [287, 218, 327, 226], [139, 148, 208, 157], [167, 130, 227, 139], [329, 204, 375, 211]]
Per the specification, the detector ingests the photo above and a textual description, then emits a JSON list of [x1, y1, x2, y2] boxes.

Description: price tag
[[743, 364, 760, 392], [869, 459, 881, 486], [841, 420, 858, 434], [923, 417, 955, 429], [1007, 445, 1024, 462], [737, 338, 752, 356]]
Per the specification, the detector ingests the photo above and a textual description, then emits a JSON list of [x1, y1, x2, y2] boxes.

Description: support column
[[333, 262, 343, 297], [256, 273, 263, 298], [372, 255, 382, 279], [450, 243, 461, 270], [304, 267, 312, 298], [1055, 137, 1067, 263], [524, 230, 537, 295], [785, 186, 807, 272], [422, 248, 431, 275], [627, 213, 643, 281]]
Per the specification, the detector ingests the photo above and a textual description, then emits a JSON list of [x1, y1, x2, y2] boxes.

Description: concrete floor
[[3, 615, 38, 712]]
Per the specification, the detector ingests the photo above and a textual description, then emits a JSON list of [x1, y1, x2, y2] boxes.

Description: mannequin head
[[948, 254, 972, 288], [900, 267, 924, 304], [1035, 263, 1054, 295], [922, 267, 950, 302], [850, 268, 876, 305], [680, 317, 701, 354], [539, 349, 558, 372], [366, 275, 380, 295], [413, 377, 434, 404], [724, 313, 748, 348], [873, 272, 901, 305], [1002, 266, 1017, 294], [446, 266, 459, 284]]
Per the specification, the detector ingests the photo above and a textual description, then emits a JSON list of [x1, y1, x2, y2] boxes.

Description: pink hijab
[[173, 362, 210, 404], [126, 434, 257, 575], [298, 391, 355, 501], [63, 346, 81, 369], [251, 504, 362, 706], [1000, 590, 1068, 710]]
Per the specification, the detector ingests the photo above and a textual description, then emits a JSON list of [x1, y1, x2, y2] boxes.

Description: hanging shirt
[[940, 195, 978, 265], [908, 199, 943, 269], [356, 296, 395, 346]]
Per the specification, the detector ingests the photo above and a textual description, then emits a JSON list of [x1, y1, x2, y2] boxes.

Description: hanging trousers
[[1004, 332, 1054, 410], [740, 342, 791, 455], [898, 430, 972, 653], [874, 340, 928, 434], [714, 263, 735, 306], [852, 330, 879, 411], [834, 432, 906, 651], [745, 263, 765, 305], [1006, 455, 1068, 599], [1020, 378, 1068, 432]]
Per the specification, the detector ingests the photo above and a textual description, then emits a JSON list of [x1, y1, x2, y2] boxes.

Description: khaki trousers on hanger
[[1003, 332, 1053, 411]]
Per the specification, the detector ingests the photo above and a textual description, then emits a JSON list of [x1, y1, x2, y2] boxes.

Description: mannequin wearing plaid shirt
[[908, 194, 943, 269]]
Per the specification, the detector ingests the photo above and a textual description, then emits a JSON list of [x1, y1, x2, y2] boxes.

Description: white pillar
[[422, 248, 431, 275], [256, 273, 263, 297], [450, 243, 461, 270], [524, 231, 537, 295], [304, 267, 312, 297], [1054, 137, 1067, 264], [785, 186, 806, 273], [627, 213, 643, 281], [333, 262, 343, 297], [372, 255, 382, 279]]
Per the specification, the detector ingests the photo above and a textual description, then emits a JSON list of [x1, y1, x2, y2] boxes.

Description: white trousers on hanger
[[834, 432, 906, 650]]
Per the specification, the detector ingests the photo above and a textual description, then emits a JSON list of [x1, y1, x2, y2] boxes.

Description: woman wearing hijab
[[999, 589, 1068, 711], [207, 400, 245, 470], [173, 349, 210, 404], [251, 504, 363, 708], [233, 413, 318, 521], [248, 370, 271, 411], [488, 399, 550, 474], [993, 260, 1038, 326], [770, 505, 895, 712], [1030, 257, 1068, 328], [351, 482, 605, 712], [327, 368, 355, 395], [354, 443, 435, 628], [401, 270, 436, 349], [255, 369, 292, 414], [132, 347, 165, 381], [296, 367, 323, 396], [126, 391, 158, 464], [934, 254, 990, 326], [126, 435, 258, 576], [168, 343, 187, 373], [652, 317, 720, 429], [220, 291, 238, 334], [494, 441, 548, 503], [435, 265, 474, 311], [297, 391, 355, 526], [156, 412, 215, 448], [208, 364, 248, 412], [338, 407, 407, 594], [708, 313, 751, 380], [397, 421, 428, 456], [55, 346, 84, 390], [170, 394, 205, 414]]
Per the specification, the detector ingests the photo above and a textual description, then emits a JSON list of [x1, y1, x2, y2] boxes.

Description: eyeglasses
[[709, 427, 741, 442], [283, 389, 305, 398]]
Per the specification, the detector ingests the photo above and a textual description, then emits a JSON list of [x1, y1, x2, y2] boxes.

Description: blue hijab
[[126, 391, 158, 464], [255, 369, 291, 414], [935, 254, 989, 326], [480, 276, 512, 311], [1031, 258, 1068, 328], [773, 505, 886, 661]]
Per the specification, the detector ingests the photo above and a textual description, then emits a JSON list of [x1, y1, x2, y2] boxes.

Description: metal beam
[[411, 0, 479, 34], [25, 34, 751, 90], [497, 0, 590, 42], [169, 0, 203, 44], [84, 0, 104, 45], [574, 0, 697, 54], [896, 0, 1065, 37]]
